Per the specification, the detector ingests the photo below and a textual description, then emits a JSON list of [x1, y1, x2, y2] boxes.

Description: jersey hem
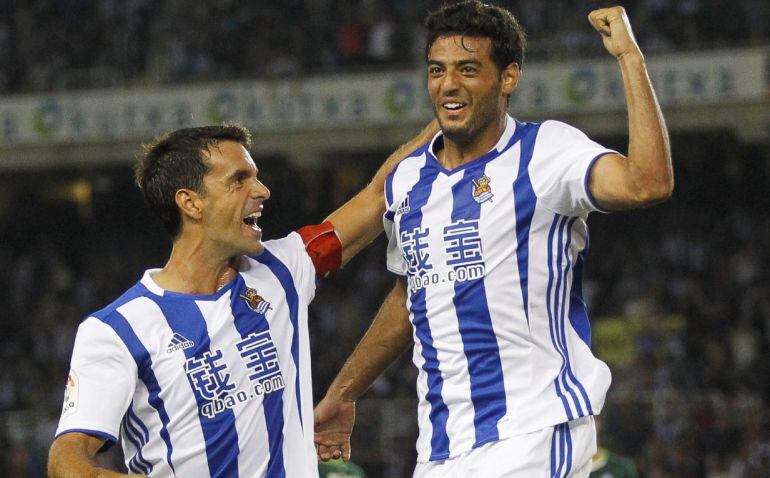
[[386, 263, 407, 276], [416, 390, 608, 463], [55, 428, 119, 446], [583, 152, 615, 214]]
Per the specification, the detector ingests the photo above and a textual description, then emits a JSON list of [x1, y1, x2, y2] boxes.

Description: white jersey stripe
[[407, 162, 452, 459]]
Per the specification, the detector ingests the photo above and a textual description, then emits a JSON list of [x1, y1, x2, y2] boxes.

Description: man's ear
[[175, 188, 204, 222], [501, 62, 521, 96]]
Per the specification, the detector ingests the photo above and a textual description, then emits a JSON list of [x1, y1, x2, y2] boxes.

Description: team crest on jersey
[[396, 196, 411, 215], [166, 333, 195, 354], [471, 175, 494, 204], [241, 288, 272, 315], [62, 370, 78, 416]]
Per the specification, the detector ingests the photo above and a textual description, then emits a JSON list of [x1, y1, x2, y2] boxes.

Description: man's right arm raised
[[48, 433, 143, 478], [314, 277, 413, 462]]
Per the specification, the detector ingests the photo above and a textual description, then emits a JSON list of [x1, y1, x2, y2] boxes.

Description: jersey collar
[[427, 114, 517, 174]]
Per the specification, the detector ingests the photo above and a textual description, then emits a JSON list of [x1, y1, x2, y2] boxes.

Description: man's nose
[[251, 179, 270, 200], [440, 69, 461, 95]]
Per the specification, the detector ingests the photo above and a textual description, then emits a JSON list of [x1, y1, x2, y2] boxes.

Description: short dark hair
[[135, 124, 252, 238], [425, 0, 527, 72]]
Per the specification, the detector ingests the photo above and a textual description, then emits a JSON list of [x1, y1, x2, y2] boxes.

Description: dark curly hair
[[135, 124, 252, 238], [425, 1, 527, 72]]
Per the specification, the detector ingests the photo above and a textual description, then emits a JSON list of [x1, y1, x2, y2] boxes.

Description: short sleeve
[[384, 212, 407, 276], [528, 120, 616, 216], [261, 232, 317, 301], [55, 317, 137, 445]]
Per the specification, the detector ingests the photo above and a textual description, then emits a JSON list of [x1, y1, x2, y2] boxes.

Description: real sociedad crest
[[472, 175, 493, 204], [241, 288, 272, 315]]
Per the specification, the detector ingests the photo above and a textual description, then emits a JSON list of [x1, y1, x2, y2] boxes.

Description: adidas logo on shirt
[[166, 333, 195, 354]]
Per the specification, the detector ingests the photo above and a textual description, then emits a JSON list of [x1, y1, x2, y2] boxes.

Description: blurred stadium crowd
[[0, 0, 768, 92], [0, 1, 769, 477]]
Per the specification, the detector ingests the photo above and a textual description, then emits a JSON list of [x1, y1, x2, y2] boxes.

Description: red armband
[[297, 221, 342, 279]]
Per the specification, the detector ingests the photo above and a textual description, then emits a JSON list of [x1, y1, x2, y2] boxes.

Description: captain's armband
[[297, 221, 342, 279]]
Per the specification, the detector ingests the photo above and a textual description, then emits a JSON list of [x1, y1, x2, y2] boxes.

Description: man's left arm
[[298, 121, 438, 277], [587, 6, 674, 211]]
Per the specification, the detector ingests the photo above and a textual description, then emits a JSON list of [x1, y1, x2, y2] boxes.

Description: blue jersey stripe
[[125, 407, 153, 473], [402, 162, 450, 459], [545, 217, 574, 420], [151, 296, 241, 478], [229, 274, 287, 478], [554, 217, 585, 417], [559, 220, 594, 415], [569, 245, 593, 348], [128, 406, 150, 443], [512, 121, 541, 323], [123, 414, 152, 475], [253, 247, 303, 431], [97, 307, 177, 475], [385, 165, 395, 209], [564, 422, 573, 476], [551, 423, 563, 478], [451, 166, 506, 448]]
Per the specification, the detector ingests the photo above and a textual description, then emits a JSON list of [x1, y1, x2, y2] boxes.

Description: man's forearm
[[586, 7, 673, 210], [326, 279, 413, 402], [619, 51, 673, 204]]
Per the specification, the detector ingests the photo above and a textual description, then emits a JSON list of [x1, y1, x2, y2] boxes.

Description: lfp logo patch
[[62, 370, 78, 416], [241, 288, 272, 315], [471, 175, 494, 204]]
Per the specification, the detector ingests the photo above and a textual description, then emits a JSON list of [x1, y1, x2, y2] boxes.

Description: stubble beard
[[435, 84, 505, 148]]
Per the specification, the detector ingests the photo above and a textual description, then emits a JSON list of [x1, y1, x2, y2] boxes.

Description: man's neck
[[436, 115, 507, 170], [153, 237, 237, 296]]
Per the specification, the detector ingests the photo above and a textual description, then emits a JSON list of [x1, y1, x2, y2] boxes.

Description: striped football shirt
[[56, 233, 318, 477], [384, 115, 614, 462]]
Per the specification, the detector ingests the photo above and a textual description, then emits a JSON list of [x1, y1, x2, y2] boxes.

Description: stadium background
[[0, 0, 768, 476]]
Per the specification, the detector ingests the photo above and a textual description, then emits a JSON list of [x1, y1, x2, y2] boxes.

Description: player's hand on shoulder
[[588, 6, 643, 60]]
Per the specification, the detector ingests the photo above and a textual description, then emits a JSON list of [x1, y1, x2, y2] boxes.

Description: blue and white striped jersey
[[384, 115, 613, 462], [56, 233, 318, 477]]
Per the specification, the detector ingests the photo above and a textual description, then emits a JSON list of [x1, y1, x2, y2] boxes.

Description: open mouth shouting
[[243, 211, 262, 234]]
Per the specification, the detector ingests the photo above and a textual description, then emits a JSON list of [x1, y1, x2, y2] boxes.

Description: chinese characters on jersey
[[183, 330, 285, 419], [402, 219, 487, 292]]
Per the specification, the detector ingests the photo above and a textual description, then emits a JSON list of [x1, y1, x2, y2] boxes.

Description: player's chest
[[137, 286, 294, 409], [393, 171, 518, 276]]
